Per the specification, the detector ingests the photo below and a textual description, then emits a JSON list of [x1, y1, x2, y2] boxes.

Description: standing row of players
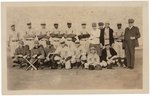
[[9, 19, 140, 70]]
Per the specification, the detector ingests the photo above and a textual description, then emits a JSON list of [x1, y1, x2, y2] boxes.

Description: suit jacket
[[100, 27, 114, 46], [123, 26, 141, 47], [100, 48, 117, 61]]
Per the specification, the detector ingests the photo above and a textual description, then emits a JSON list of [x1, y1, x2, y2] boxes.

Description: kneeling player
[[101, 44, 118, 69], [30, 40, 45, 70], [12, 41, 30, 68], [54, 41, 72, 69], [85, 47, 102, 70]]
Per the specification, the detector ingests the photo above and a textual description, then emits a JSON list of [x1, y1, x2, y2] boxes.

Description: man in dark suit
[[124, 19, 141, 69], [100, 22, 114, 49]]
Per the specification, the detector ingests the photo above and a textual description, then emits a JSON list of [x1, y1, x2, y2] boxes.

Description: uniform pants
[[125, 41, 135, 68], [113, 41, 125, 58], [10, 41, 18, 57]]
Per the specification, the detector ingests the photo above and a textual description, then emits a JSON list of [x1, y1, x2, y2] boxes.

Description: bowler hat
[[27, 22, 31, 25], [81, 23, 86, 25], [67, 22, 72, 25], [11, 24, 15, 27]]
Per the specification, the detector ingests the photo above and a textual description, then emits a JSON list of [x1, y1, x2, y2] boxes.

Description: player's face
[[99, 25, 103, 29], [11, 26, 15, 31], [90, 49, 95, 54], [67, 24, 71, 28], [61, 43, 65, 47], [105, 23, 109, 28], [27, 25, 32, 29], [41, 25, 46, 29], [34, 44, 39, 48], [92, 26, 97, 30], [117, 25, 122, 29], [82, 25, 86, 29], [129, 23, 134, 27], [54, 25, 58, 29], [19, 43, 23, 47], [75, 43, 80, 47]]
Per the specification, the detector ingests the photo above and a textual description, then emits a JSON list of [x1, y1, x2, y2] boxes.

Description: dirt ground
[[7, 49, 143, 90]]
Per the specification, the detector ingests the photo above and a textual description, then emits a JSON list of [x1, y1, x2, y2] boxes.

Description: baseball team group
[[8, 18, 141, 70]]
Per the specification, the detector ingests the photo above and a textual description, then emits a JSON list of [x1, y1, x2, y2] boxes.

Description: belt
[[116, 41, 122, 42], [53, 40, 59, 42], [12, 40, 18, 42], [26, 39, 34, 41]]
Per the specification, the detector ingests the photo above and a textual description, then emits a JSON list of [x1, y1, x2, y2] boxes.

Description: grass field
[[7, 49, 143, 90]]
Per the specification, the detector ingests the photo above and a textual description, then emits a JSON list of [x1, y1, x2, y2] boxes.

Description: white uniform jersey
[[65, 27, 74, 34], [38, 28, 49, 36], [55, 45, 71, 59], [114, 28, 124, 40], [104, 28, 110, 45], [89, 28, 100, 44]]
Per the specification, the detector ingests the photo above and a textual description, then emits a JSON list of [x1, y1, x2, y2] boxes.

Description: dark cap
[[41, 23, 46, 25], [98, 22, 104, 26], [81, 23, 86, 25], [27, 22, 31, 25], [128, 19, 134, 23], [54, 23, 58, 25], [67, 22, 72, 25], [46, 40, 51, 45], [117, 23, 122, 26], [11, 24, 15, 27]]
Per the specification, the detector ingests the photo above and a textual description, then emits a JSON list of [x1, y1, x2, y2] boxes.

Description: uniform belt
[[116, 41, 122, 42], [26, 39, 34, 41], [12, 40, 18, 42], [53, 40, 59, 42]]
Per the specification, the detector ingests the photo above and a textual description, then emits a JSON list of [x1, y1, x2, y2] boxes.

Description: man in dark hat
[[123, 19, 141, 69]]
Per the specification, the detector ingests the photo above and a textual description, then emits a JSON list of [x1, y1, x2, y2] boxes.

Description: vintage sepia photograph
[[1, 1, 149, 94]]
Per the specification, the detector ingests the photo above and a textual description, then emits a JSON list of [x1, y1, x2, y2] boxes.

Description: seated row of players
[[12, 39, 122, 70]]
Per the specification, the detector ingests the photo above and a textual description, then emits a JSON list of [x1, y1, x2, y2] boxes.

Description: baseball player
[[23, 22, 36, 50], [54, 40, 72, 69], [64, 22, 76, 48], [101, 44, 118, 69], [85, 47, 102, 70], [8, 24, 20, 57], [50, 23, 63, 48], [78, 23, 90, 52], [12, 41, 30, 68], [113, 23, 126, 67], [30, 40, 45, 70], [37, 23, 50, 47], [89, 23, 101, 56]]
